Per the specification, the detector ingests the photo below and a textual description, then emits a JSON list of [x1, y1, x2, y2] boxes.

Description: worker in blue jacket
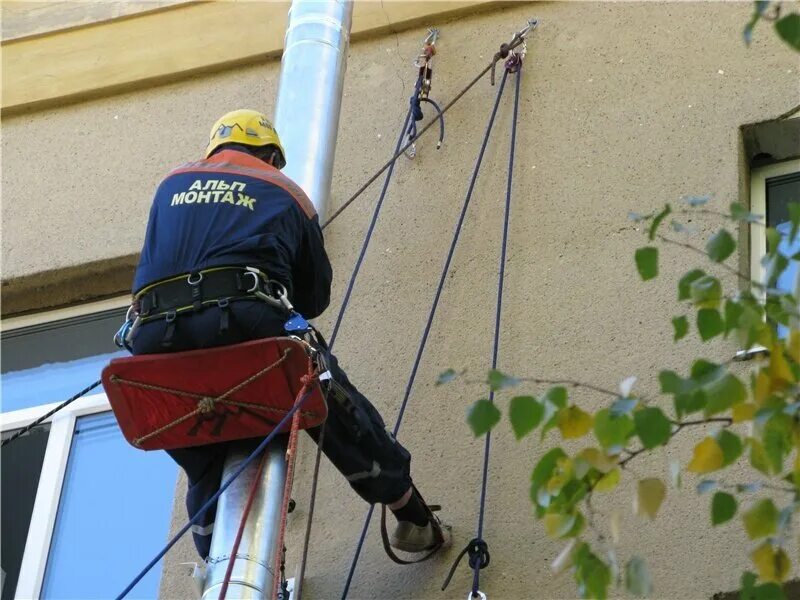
[[130, 110, 448, 562]]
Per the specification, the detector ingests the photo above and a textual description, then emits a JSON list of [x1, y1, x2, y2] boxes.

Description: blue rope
[[471, 61, 522, 597], [329, 108, 413, 348], [115, 388, 314, 599], [341, 66, 512, 600]]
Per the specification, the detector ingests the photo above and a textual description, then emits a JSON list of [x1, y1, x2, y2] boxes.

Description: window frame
[[5, 394, 111, 598], [749, 158, 800, 285], [1, 297, 127, 599]]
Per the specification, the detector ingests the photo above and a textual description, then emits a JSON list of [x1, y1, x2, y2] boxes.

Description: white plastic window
[[1, 300, 177, 599]]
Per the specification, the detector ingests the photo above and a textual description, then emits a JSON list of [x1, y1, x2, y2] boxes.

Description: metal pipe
[[201, 439, 288, 599], [274, 0, 354, 220], [201, 1, 353, 598]]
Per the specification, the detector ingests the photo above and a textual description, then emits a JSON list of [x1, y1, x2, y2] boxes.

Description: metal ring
[[269, 280, 288, 299], [187, 272, 203, 285], [243, 271, 260, 293], [469, 592, 487, 600]]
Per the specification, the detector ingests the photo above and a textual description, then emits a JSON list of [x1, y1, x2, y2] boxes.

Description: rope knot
[[467, 538, 490, 570], [198, 397, 216, 413]]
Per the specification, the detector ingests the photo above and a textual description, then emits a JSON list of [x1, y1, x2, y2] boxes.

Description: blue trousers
[[131, 300, 412, 558]]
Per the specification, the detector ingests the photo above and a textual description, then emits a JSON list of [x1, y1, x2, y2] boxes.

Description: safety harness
[[115, 266, 307, 351]]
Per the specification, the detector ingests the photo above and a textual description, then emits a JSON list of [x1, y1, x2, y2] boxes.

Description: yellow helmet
[[205, 109, 286, 168]]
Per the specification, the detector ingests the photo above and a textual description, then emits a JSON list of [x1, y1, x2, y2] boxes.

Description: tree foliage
[[444, 197, 800, 598]]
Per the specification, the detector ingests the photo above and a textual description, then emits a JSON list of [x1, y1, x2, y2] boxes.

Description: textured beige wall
[[3, 1, 799, 598]]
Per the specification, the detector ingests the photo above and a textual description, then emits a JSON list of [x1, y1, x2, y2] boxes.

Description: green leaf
[[697, 308, 724, 341], [765, 252, 789, 289], [704, 371, 747, 416], [540, 387, 568, 440], [635, 247, 658, 281], [649, 205, 671, 240], [749, 438, 775, 476], [508, 395, 543, 440], [740, 569, 787, 600], [672, 315, 689, 341], [678, 269, 705, 301], [754, 584, 786, 600], [788, 202, 800, 243], [593, 409, 634, 452], [659, 370, 686, 394], [436, 368, 459, 385], [763, 413, 793, 474], [724, 299, 743, 335], [731, 202, 763, 223], [706, 229, 736, 263], [711, 491, 737, 525], [486, 369, 519, 391], [690, 275, 723, 309], [467, 399, 501, 437], [530, 448, 567, 505], [775, 13, 800, 51], [634, 407, 672, 449], [766, 227, 781, 255], [573, 543, 611, 600], [625, 556, 652, 596], [742, 499, 779, 539], [717, 430, 743, 466]]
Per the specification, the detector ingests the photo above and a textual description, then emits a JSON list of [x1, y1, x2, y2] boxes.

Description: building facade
[[1, 1, 798, 598]]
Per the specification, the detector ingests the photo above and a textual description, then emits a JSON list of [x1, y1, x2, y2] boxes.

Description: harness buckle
[[242, 270, 261, 293]]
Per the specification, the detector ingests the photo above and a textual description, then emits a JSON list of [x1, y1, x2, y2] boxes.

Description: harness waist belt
[[135, 267, 273, 321]]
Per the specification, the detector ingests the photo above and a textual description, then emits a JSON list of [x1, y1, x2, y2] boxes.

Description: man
[[130, 109, 448, 561]]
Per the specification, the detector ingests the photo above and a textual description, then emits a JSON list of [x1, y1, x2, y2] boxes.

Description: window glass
[[1, 351, 125, 412], [766, 172, 800, 230], [1, 424, 50, 600], [41, 412, 176, 599], [765, 172, 800, 338], [1, 307, 127, 412]]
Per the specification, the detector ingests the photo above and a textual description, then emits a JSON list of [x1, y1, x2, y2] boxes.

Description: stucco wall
[[3, 1, 799, 598]]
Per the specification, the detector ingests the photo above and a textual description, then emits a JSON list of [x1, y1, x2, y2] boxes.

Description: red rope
[[217, 451, 268, 600], [218, 362, 318, 600], [271, 367, 316, 599]]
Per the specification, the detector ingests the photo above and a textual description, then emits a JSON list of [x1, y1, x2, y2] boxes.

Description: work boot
[[390, 511, 452, 553]]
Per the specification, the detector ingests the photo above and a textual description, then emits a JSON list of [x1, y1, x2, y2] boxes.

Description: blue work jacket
[[133, 148, 332, 319]]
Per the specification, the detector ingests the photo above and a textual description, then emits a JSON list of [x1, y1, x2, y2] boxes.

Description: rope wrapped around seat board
[[102, 337, 327, 451]]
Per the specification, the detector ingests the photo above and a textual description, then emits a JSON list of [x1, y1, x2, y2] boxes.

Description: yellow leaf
[[769, 347, 795, 387], [751, 542, 791, 583], [547, 472, 570, 495], [732, 403, 757, 423], [635, 478, 666, 519], [754, 369, 771, 406], [595, 468, 621, 492], [687, 437, 724, 474], [767, 330, 794, 392], [544, 512, 577, 539], [788, 329, 800, 363], [576, 448, 617, 473], [558, 405, 593, 439]]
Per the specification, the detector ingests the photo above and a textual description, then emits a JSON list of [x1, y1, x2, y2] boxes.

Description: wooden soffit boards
[[2, 0, 506, 116]]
